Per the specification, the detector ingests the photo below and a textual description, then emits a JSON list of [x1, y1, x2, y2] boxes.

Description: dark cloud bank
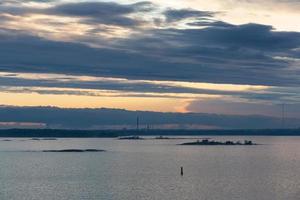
[[0, 106, 299, 129], [0, 1, 300, 87]]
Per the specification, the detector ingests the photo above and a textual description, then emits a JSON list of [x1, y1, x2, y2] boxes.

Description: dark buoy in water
[[180, 166, 183, 176]]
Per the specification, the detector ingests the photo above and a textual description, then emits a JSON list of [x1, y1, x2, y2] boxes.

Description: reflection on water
[[0, 136, 300, 200]]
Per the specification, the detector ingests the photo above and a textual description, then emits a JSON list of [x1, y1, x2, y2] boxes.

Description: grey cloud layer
[[163, 8, 215, 23], [0, 1, 156, 27], [46, 1, 155, 27], [0, 1, 300, 90], [1, 23, 300, 86], [1, 72, 300, 106], [0, 106, 299, 129], [186, 99, 300, 118], [0, 73, 269, 97]]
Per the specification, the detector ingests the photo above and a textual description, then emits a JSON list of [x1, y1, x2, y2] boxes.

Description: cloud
[[0, 1, 155, 27], [0, 20, 300, 88], [163, 8, 215, 22], [46, 1, 155, 27], [186, 99, 300, 118], [0, 72, 270, 98], [0, 29, 190, 81], [0, 106, 299, 129], [116, 23, 300, 86], [188, 21, 235, 28]]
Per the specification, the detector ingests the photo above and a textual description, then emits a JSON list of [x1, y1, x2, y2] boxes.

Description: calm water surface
[[0, 136, 299, 200]]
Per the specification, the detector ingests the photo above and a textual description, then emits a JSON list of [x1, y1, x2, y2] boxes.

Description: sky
[[0, 0, 300, 128]]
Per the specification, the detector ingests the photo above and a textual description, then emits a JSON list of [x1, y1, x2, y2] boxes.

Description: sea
[[0, 136, 299, 200]]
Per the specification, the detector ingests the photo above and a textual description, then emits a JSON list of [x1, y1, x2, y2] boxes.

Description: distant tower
[[281, 104, 285, 129], [136, 116, 139, 131]]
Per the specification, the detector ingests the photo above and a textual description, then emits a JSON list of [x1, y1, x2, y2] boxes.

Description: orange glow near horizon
[[0, 72, 270, 92], [0, 70, 273, 113], [0, 71, 271, 112], [0, 91, 191, 112]]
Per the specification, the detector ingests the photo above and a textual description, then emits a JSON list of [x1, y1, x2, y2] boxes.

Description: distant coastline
[[0, 128, 300, 137]]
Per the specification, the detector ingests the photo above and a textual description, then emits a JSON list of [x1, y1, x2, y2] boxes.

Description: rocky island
[[118, 136, 144, 140], [43, 149, 105, 152], [181, 139, 256, 146]]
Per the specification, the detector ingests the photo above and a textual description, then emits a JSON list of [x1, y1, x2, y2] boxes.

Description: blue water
[[0, 136, 299, 200]]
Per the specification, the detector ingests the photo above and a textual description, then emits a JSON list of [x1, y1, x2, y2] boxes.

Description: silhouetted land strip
[[0, 128, 300, 137], [154, 136, 211, 140], [30, 138, 57, 141], [118, 136, 144, 140], [181, 139, 256, 146], [117, 135, 206, 140], [42, 149, 105, 152]]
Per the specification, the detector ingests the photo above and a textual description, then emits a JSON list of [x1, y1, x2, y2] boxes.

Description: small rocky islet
[[181, 139, 257, 146], [118, 136, 144, 140], [42, 149, 105, 152]]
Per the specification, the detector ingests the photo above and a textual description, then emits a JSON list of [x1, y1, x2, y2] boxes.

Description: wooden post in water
[[181, 166, 183, 176]]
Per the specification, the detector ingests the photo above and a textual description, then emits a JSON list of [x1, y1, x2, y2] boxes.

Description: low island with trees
[[180, 139, 257, 146]]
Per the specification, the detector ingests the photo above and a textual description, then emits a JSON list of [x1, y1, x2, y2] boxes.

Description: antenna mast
[[281, 103, 285, 129], [136, 116, 139, 131]]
